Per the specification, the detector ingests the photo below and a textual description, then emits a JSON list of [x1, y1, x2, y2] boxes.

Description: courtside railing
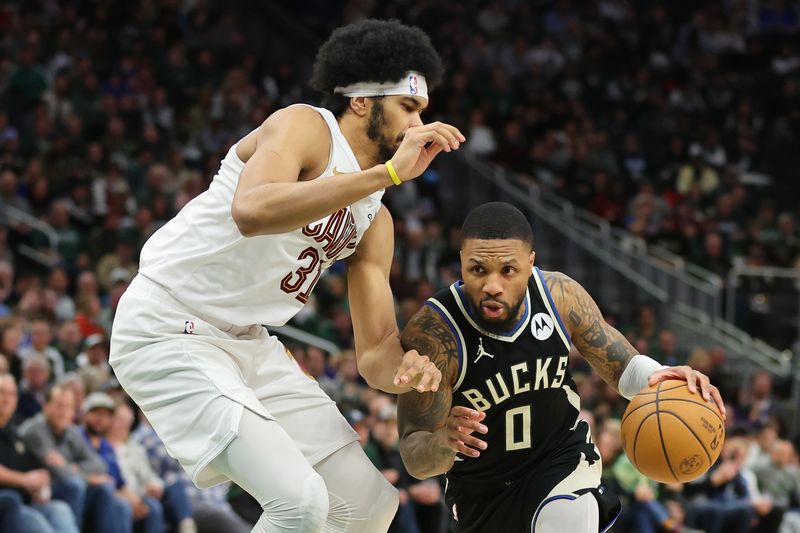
[[2, 204, 59, 268], [435, 152, 790, 377]]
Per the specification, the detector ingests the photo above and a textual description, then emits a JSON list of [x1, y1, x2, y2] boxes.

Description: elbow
[[399, 445, 428, 481], [357, 357, 383, 391], [231, 201, 271, 237]]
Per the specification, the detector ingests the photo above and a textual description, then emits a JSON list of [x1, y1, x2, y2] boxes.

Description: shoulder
[[402, 304, 460, 386], [539, 270, 579, 306], [18, 414, 43, 434], [401, 304, 457, 353], [258, 104, 330, 141], [242, 105, 331, 167]]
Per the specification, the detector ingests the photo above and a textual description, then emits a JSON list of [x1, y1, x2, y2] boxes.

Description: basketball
[[620, 379, 725, 483]]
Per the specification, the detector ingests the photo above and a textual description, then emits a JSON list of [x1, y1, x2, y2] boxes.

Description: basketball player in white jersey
[[109, 20, 465, 533]]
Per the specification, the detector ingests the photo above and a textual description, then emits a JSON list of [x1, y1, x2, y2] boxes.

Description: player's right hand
[[439, 406, 488, 458], [393, 349, 442, 393], [389, 122, 465, 182]]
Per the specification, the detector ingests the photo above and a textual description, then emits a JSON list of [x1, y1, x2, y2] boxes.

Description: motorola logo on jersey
[[531, 312, 554, 340]]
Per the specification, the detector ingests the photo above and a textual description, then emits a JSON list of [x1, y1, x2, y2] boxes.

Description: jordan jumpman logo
[[474, 337, 494, 363]]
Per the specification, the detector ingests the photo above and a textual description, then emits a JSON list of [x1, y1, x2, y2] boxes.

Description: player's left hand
[[393, 349, 442, 393], [648, 366, 726, 420]]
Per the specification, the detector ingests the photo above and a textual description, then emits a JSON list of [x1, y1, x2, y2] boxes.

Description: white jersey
[[138, 105, 384, 327]]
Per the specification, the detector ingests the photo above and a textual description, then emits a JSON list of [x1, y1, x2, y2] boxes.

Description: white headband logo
[[333, 71, 428, 101]]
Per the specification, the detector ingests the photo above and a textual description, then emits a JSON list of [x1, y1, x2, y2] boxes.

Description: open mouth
[[481, 301, 505, 319]]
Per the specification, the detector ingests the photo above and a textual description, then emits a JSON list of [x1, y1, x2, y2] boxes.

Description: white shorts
[[110, 275, 358, 488]]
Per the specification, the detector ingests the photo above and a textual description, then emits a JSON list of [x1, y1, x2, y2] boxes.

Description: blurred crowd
[[1, 0, 799, 532], [351, 0, 800, 275]]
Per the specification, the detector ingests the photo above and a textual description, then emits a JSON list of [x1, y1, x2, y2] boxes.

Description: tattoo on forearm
[[543, 271, 637, 388], [398, 306, 459, 476], [607, 341, 631, 363], [580, 321, 608, 347]]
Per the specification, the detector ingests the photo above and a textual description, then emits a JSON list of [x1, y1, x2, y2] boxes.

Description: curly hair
[[311, 19, 444, 116]]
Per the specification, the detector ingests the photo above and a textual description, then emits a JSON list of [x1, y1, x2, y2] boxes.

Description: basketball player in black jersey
[[397, 202, 726, 533]]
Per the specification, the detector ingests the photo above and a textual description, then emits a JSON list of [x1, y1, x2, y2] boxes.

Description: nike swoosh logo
[[332, 166, 347, 175]]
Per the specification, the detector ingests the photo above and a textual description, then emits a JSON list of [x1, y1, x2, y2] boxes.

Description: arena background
[[0, 1, 799, 532]]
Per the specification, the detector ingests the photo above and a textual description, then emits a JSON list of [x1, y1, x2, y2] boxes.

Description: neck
[[338, 113, 381, 170]]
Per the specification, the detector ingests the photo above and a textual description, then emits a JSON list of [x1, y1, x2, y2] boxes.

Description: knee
[[61, 476, 87, 496], [533, 493, 600, 533], [259, 470, 329, 532], [296, 471, 329, 528]]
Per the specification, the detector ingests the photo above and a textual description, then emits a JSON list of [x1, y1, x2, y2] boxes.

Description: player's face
[[367, 96, 426, 162], [460, 238, 535, 331]]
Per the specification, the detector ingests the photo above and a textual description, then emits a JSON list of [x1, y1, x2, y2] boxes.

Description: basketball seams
[[631, 411, 658, 472], [623, 379, 723, 484], [655, 398, 724, 426], [655, 382, 680, 483], [659, 410, 713, 465], [622, 387, 723, 427]]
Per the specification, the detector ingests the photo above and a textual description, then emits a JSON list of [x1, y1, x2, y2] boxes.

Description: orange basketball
[[620, 379, 725, 483]]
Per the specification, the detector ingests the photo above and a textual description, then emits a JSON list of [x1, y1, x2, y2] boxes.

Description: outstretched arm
[[398, 306, 488, 479], [542, 271, 726, 417], [347, 206, 440, 394], [231, 105, 464, 236], [542, 270, 639, 390]]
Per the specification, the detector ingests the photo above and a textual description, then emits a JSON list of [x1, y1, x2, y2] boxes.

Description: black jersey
[[426, 267, 597, 495]]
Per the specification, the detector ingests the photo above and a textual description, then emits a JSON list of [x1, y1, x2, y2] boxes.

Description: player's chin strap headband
[[333, 71, 428, 101]]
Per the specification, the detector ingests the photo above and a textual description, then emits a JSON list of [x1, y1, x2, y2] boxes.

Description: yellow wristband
[[385, 160, 402, 186]]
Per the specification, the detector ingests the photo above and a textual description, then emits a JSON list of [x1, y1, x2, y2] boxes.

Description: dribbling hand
[[438, 406, 488, 458], [393, 349, 441, 393], [648, 365, 726, 420], [389, 122, 465, 182]]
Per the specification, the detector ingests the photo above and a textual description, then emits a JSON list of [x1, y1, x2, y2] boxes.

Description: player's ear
[[349, 97, 369, 117], [529, 251, 535, 273]]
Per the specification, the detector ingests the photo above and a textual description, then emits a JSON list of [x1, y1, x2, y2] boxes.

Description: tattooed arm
[[542, 270, 638, 392], [398, 305, 488, 479]]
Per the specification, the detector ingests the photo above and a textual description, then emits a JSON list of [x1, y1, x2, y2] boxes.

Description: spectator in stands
[[752, 439, 800, 532], [0, 374, 79, 533], [612, 448, 698, 533], [81, 392, 165, 533], [54, 321, 83, 374], [47, 267, 75, 322], [682, 437, 776, 533], [108, 403, 196, 533], [18, 385, 127, 533], [367, 402, 421, 533], [132, 413, 252, 533], [19, 318, 64, 380], [322, 349, 369, 414], [676, 144, 720, 198], [76, 334, 112, 394], [73, 294, 106, 339], [15, 355, 50, 421], [742, 371, 779, 429], [0, 320, 24, 382], [652, 329, 684, 366]]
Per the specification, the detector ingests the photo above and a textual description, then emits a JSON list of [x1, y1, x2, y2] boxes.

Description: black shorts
[[444, 455, 620, 533]]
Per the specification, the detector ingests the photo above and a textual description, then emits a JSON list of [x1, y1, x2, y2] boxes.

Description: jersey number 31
[[280, 247, 323, 304]]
